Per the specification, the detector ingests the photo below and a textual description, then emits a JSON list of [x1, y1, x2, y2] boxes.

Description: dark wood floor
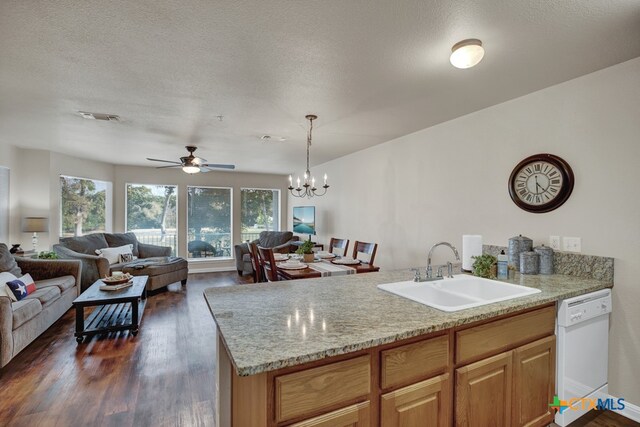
[[0, 272, 637, 427]]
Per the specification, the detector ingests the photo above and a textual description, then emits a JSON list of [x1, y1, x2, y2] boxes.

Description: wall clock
[[508, 153, 574, 213]]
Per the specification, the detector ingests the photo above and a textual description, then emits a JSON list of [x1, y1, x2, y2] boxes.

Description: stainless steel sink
[[377, 274, 541, 312]]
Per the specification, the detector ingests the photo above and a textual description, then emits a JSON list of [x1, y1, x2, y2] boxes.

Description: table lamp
[[22, 217, 48, 252]]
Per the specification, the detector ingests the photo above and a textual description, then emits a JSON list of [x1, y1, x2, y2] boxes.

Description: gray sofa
[[234, 231, 297, 276], [53, 232, 172, 291], [1, 243, 81, 367]]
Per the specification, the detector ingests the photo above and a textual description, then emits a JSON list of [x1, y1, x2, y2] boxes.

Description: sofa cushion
[[59, 233, 108, 255], [36, 276, 76, 293], [0, 243, 22, 276], [104, 232, 139, 257], [12, 298, 42, 329], [257, 231, 293, 248], [25, 286, 60, 306]]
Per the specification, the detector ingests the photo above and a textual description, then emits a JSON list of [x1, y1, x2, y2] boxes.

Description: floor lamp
[[22, 217, 48, 253]]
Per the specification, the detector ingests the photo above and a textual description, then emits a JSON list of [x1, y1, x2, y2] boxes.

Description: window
[[126, 184, 177, 256], [240, 188, 280, 242], [187, 186, 232, 259], [60, 175, 111, 237]]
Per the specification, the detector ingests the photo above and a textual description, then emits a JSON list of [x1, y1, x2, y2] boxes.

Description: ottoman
[[122, 257, 188, 291]]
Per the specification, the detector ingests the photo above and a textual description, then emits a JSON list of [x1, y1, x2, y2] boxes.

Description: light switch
[[563, 237, 581, 253], [549, 236, 561, 250]]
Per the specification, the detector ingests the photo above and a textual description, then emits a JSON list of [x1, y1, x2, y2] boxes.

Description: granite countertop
[[204, 270, 612, 376]]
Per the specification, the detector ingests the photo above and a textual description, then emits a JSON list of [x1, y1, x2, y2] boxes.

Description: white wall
[[291, 57, 640, 405]]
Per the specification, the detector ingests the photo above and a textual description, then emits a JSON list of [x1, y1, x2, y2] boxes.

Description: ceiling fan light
[[182, 165, 200, 174], [450, 39, 484, 69]]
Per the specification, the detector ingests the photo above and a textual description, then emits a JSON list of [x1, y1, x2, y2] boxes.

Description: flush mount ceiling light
[[450, 39, 484, 69]]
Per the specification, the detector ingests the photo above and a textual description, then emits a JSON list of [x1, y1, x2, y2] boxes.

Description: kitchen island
[[204, 270, 612, 427]]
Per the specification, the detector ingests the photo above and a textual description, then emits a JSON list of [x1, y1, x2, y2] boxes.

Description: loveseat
[[53, 232, 176, 291], [0, 243, 81, 367], [234, 231, 298, 276]]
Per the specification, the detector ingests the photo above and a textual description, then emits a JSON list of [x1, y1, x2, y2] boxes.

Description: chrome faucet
[[427, 242, 460, 279]]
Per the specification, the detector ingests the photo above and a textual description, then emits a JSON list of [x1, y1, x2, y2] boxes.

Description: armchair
[[234, 231, 298, 276]]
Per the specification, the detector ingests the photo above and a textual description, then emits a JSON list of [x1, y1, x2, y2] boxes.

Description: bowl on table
[[101, 273, 133, 285]]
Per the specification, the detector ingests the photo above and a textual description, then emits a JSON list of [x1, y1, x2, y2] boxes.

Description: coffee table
[[73, 275, 148, 343]]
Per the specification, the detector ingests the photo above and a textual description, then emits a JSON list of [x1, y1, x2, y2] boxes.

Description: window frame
[[59, 174, 112, 237], [186, 185, 234, 261], [124, 182, 179, 256], [240, 187, 282, 241]]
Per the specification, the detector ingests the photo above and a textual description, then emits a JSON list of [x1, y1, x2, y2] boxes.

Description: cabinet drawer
[[381, 335, 449, 389], [289, 401, 370, 427], [275, 355, 371, 423], [456, 305, 555, 365]]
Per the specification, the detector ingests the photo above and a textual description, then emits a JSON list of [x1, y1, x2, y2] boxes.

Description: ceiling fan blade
[[147, 158, 181, 164], [201, 163, 236, 170], [156, 165, 183, 169], [192, 156, 207, 165]]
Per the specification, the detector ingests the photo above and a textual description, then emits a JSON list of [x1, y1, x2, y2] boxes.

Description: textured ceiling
[[1, 0, 639, 174]]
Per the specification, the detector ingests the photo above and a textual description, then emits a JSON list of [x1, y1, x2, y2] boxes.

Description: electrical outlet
[[549, 236, 561, 250], [563, 237, 582, 253]]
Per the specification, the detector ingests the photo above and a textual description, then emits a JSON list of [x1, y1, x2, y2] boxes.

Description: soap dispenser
[[497, 250, 508, 279]]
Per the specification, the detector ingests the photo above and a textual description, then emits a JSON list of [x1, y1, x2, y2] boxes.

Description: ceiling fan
[[147, 146, 235, 174]]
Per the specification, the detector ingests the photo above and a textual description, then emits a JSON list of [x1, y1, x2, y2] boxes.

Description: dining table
[[273, 256, 380, 280]]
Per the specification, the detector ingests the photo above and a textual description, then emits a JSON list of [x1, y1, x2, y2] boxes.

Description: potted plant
[[296, 238, 315, 263], [37, 251, 59, 259], [471, 254, 497, 279]]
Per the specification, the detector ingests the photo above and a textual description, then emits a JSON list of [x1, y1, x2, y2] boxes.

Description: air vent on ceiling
[[77, 111, 120, 121], [260, 135, 286, 142]]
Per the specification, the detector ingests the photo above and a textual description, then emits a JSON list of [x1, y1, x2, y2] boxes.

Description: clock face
[[513, 161, 563, 206], [508, 154, 574, 213]]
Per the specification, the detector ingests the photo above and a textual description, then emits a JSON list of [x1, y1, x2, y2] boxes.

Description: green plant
[[472, 254, 497, 279], [37, 251, 59, 259], [295, 238, 315, 255]]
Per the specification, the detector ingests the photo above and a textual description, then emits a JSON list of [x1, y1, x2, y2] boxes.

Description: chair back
[[352, 241, 378, 265], [257, 246, 280, 282], [248, 242, 264, 283], [329, 238, 349, 256]]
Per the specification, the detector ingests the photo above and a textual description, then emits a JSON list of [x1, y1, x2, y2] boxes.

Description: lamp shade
[[22, 217, 48, 233]]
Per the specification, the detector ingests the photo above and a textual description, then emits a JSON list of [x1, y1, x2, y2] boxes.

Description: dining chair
[[329, 238, 349, 256], [352, 241, 378, 265], [248, 242, 265, 283], [257, 246, 285, 282]]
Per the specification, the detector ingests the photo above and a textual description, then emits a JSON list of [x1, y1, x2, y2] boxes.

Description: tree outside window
[[187, 187, 232, 259], [126, 184, 177, 256], [240, 189, 280, 242], [60, 176, 109, 237]]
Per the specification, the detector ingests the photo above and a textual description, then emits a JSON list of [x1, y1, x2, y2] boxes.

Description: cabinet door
[[512, 335, 556, 427], [289, 401, 370, 427], [456, 351, 513, 427], [381, 373, 450, 427]]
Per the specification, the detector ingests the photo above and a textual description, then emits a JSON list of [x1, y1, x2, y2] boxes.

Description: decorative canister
[[520, 251, 539, 275], [508, 235, 533, 268], [534, 245, 554, 275]]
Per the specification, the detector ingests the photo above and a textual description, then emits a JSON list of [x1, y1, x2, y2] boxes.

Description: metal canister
[[508, 235, 533, 268], [520, 251, 539, 275], [534, 245, 554, 275]]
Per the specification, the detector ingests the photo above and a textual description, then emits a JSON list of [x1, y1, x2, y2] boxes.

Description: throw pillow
[[119, 253, 135, 263], [95, 244, 134, 265], [6, 277, 36, 301], [0, 243, 22, 276], [0, 271, 18, 300]]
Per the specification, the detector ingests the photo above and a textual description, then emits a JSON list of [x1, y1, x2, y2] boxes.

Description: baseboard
[[612, 396, 640, 423], [188, 266, 236, 274]]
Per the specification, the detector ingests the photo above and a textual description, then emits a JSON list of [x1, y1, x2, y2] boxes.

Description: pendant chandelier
[[288, 114, 329, 198]]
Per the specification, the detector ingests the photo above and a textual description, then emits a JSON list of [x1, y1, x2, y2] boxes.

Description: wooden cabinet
[[289, 402, 370, 427], [225, 303, 557, 427], [456, 351, 513, 427], [512, 336, 556, 427], [381, 374, 450, 427]]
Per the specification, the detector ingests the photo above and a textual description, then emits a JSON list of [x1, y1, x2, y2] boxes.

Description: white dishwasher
[[556, 288, 612, 426]]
